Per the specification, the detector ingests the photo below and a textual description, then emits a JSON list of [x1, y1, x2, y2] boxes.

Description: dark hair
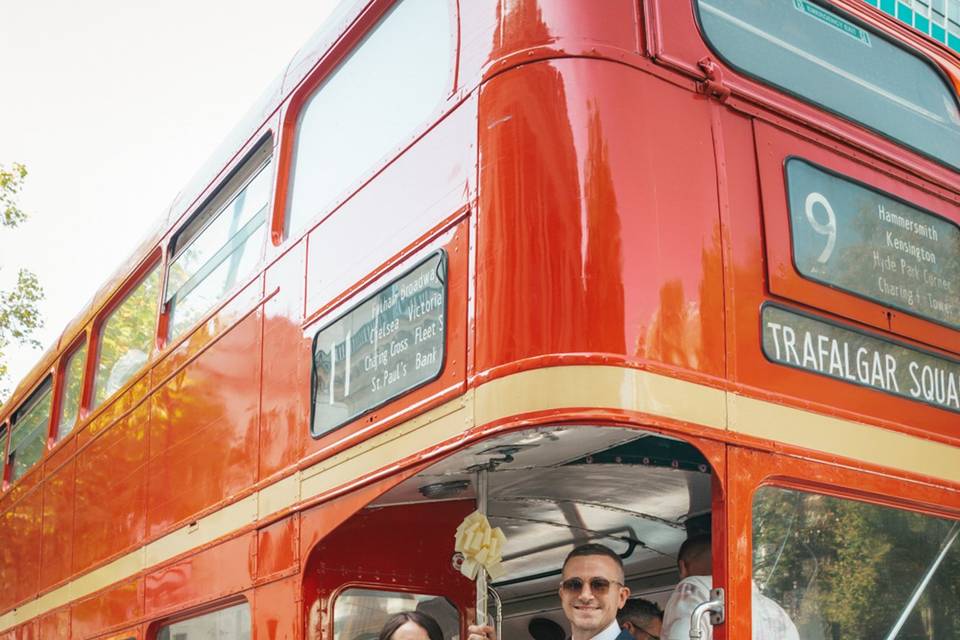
[[562, 543, 625, 575], [617, 598, 663, 627], [677, 533, 711, 566], [528, 617, 566, 640], [378, 612, 444, 640]]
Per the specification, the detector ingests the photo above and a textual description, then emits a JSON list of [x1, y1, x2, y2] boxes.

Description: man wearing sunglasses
[[617, 598, 663, 640], [468, 543, 632, 640]]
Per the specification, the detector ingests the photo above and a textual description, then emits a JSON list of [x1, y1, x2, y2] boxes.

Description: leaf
[[0, 162, 29, 228]]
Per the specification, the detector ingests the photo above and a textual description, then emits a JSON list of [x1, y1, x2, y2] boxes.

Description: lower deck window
[[753, 486, 960, 639], [157, 601, 250, 639], [334, 588, 460, 640]]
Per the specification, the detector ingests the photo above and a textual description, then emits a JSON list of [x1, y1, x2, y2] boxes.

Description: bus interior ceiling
[[365, 426, 713, 638]]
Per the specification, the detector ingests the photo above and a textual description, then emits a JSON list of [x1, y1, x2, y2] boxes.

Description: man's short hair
[[562, 543, 625, 574], [677, 533, 711, 566], [617, 598, 663, 627]]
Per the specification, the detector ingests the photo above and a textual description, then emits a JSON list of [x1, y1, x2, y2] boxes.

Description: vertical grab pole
[[475, 468, 489, 628]]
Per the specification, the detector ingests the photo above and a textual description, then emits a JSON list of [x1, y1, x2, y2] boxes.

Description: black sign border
[[309, 249, 449, 438], [783, 156, 960, 330], [759, 301, 960, 414]]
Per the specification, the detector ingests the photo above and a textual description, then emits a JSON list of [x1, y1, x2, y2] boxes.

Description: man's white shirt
[[661, 575, 800, 640]]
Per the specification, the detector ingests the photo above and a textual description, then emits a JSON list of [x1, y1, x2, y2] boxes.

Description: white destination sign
[[762, 305, 959, 413], [311, 252, 446, 435]]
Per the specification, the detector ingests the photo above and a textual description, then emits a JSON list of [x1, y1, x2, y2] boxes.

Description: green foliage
[[754, 487, 960, 639], [0, 163, 44, 400], [1, 163, 29, 228], [92, 266, 159, 407]]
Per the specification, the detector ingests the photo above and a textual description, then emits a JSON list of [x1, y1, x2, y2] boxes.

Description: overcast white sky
[[0, 0, 339, 397]]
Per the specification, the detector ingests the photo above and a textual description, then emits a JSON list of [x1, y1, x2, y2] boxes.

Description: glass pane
[[56, 343, 87, 440], [10, 380, 52, 482], [0, 426, 6, 479], [157, 602, 250, 640], [168, 219, 266, 338], [334, 588, 460, 640], [753, 487, 960, 639], [167, 161, 272, 298], [286, 0, 451, 234], [166, 160, 271, 340], [93, 266, 161, 408], [697, 0, 960, 169]]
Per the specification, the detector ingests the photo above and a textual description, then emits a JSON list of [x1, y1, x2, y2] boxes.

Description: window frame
[[151, 597, 251, 640], [643, 0, 960, 191], [330, 583, 463, 640], [750, 482, 960, 639], [52, 333, 89, 444], [725, 445, 960, 639], [7, 375, 54, 484], [273, 0, 459, 242], [754, 121, 960, 354], [89, 253, 163, 413], [161, 135, 275, 343], [0, 421, 8, 489], [690, 0, 960, 172]]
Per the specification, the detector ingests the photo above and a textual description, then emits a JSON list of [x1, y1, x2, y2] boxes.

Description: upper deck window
[[92, 265, 160, 408], [696, 0, 960, 169], [285, 0, 452, 235], [165, 141, 272, 340], [0, 424, 7, 483], [55, 341, 86, 441], [8, 378, 52, 482]]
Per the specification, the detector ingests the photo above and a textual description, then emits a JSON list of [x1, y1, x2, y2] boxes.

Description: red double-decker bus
[[1, 0, 958, 638]]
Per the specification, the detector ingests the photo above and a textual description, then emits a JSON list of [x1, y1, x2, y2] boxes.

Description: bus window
[[55, 341, 86, 441], [0, 423, 7, 484], [695, 0, 960, 169], [92, 264, 161, 408], [285, 0, 452, 235], [334, 589, 460, 640], [165, 141, 273, 340], [8, 377, 52, 482], [753, 486, 960, 639], [156, 601, 250, 639]]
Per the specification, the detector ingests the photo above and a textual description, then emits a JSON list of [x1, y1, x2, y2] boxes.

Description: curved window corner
[[93, 265, 161, 409], [285, 0, 453, 236], [695, 0, 960, 169], [753, 486, 960, 639]]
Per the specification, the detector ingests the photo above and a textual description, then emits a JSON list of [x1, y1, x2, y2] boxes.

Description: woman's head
[[378, 612, 444, 640]]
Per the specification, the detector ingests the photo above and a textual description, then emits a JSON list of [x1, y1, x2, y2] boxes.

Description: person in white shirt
[[661, 534, 799, 640], [468, 543, 634, 640]]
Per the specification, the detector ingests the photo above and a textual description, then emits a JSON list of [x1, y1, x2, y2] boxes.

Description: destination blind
[[311, 251, 446, 435], [762, 305, 959, 413], [786, 159, 959, 327]]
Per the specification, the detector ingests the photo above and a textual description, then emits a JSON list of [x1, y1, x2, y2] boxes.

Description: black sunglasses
[[559, 577, 623, 595]]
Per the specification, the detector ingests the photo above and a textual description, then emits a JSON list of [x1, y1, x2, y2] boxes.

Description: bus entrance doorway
[[302, 425, 719, 640]]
